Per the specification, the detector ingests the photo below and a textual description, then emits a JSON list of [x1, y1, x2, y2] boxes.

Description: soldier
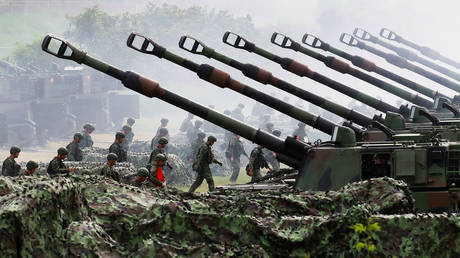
[[264, 129, 281, 172], [2, 146, 21, 176], [151, 128, 169, 150], [80, 124, 95, 148], [99, 153, 120, 182], [226, 134, 249, 182], [25, 161, 39, 176], [155, 118, 169, 139], [149, 137, 168, 164], [121, 125, 133, 150], [109, 132, 127, 162], [292, 122, 308, 142], [188, 132, 206, 163], [66, 133, 83, 161], [135, 154, 167, 188], [187, 120, 203, 144], [247, 145, 272, 182], [265, 122, 274, 133], [188, 136, 222, 192], [179, 113, 194, 133], [231, 103, 245, 122], [47, 147, 74, 177]]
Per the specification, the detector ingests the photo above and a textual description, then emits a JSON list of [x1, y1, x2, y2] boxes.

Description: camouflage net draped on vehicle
[[1, 175, 459, 256]]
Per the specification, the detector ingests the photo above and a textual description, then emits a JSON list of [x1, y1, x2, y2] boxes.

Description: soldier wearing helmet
[[109, 132, 127, 162], [66, 133, 83, 161], [151, 127, 169, 150], [226, 134, 249, 182], [248, 145, 273, 182], [25, 161, 39, 176], [188, 135, 222, 192], [187, 132, 206, 163], [149, 137, 168, 165], [153, 118, 169, 141], [121, 125, 133, 150], [80, 124, 95, 148], [47, 147, 74, 177], [2, 146, 21, 176], [264, 129, 282, 172], [186, 120, 203, 144], [136, 154, 167, 188], [265, 122, 274, 133], [99, 153, 120, 182], [292, 122, 308, 142]]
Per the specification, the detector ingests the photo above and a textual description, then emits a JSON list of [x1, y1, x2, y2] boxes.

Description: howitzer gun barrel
[[354, 28, 460, 82], [270, 32, 433, 109], [341, 32, 460, 93], [380, 28, 460, 70], [40, 34, 306, 169], [221, 31, 410, 120], [302, 33, 449, 102], [178, 35, 385, 129], [126, 32, 363, 136]]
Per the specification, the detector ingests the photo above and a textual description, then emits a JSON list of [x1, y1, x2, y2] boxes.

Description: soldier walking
[[226, 134, 248, 182], [99, 153, 120, 182], [47, 147, 74, 177], [109, 132, 127, 162], [263, 129, 281, 172], [2, 146, 21, 176], [121, 125, 133, 150], [248, 145, 272, 182], [188, 136, 222, 192], [66, 133, 83, 161], [80, 124, 95, 148]]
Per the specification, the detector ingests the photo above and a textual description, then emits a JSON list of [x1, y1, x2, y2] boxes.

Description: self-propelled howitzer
[[340, 32, 460, 93], [126, 32, 367, 136], [41, 34, 460, 212], [40, 34, 329, 169], [354, 28, 460, 83], [380, 28, 460, 71]]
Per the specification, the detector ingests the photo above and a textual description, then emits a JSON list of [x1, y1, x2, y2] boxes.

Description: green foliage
[[349, 218, 381, 255]]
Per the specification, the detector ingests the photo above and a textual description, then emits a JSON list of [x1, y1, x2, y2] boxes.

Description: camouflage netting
[[1, 176, 459, 256]]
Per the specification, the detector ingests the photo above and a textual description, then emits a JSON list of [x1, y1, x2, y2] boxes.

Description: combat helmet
[[57, 147, 68, 155], [107, 153, 118, 161], [158, 137, 168, 145], [137, 167, 149, 177], [115, 132, 125, 139], [74, 132, 83, 140], [26, 161, 39, 170], [9, 146, 21, 154], [207, 135, 217, 142], [154, 153, 167, 161]]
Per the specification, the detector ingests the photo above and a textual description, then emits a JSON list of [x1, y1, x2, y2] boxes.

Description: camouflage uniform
[[99, 164, 120, 182], [109, 142, 127, 162], [189, 143, 219, 192], [227, 137, 248, 182], [263, 148, 279, 172], [66, 142, 83, 161], [248, 147, 270, 182], [148, 164, 165, 187], [80, 132, 93, 148], [2, 157, 20, 176], [47, 157, 69, 177]]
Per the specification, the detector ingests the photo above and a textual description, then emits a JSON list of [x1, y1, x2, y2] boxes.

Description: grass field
[[176, 168, 256, 192]]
